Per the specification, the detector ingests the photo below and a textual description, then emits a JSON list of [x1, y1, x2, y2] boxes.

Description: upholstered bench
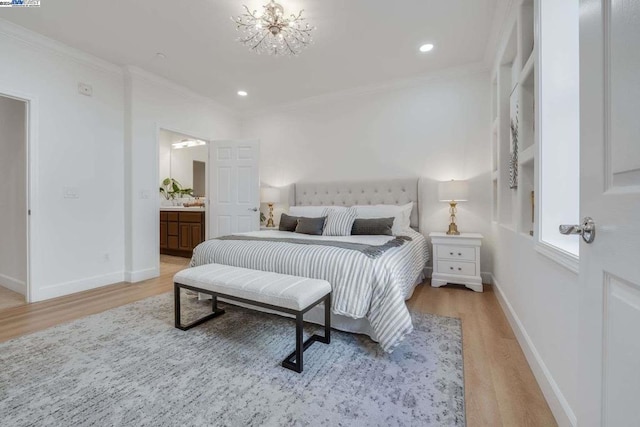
[[174, 263, 332, 373]]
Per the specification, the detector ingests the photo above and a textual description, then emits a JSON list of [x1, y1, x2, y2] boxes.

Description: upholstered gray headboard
[[288, 179, 420, 229]]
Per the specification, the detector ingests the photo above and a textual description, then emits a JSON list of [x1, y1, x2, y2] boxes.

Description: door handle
[[559, 217, 596, 243], [248, 207, 258, 212]]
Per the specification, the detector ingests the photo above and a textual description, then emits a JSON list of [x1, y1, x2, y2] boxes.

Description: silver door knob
[[559, 217, 596, 243], [248, 207, 258, 212]]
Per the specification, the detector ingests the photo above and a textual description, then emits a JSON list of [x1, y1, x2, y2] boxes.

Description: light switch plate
[[63, 186, 79, 199]]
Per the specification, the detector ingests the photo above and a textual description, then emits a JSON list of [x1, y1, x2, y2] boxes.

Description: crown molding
[[242, 61, 489, 119], [484, 0, 518, 70], [0, 18, 123, 76], [124, 66, 239, 117]]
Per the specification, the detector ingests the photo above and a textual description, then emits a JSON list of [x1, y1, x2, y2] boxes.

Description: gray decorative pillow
[[351, 217, 394, 236], [322, 207, 357, 236], [279, 213, 300, 232], [295, 217, 326, 236]]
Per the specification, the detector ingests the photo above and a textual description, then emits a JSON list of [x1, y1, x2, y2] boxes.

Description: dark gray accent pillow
[[295, 217, 327, 236], [351, 217, 394, 236], [279, 213, 300, 232]]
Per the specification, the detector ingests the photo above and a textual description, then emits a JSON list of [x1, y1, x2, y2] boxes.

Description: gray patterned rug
[[0, 293, 464, 426]]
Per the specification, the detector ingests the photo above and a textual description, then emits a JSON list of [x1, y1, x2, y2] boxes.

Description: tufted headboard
[[288, 179, 420, 230]]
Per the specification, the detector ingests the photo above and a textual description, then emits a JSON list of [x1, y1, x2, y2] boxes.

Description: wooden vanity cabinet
[[160, 211, 205, 258]]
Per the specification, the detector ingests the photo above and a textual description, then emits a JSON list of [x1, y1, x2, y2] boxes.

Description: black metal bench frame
[[174, 281, 331, 373]]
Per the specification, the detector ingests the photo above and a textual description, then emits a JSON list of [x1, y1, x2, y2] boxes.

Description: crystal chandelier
[[232, 1, 314, 56]]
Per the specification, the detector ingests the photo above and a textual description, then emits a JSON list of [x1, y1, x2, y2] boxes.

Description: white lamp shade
[[260, 187, 281, 203], [438, 180, 469, 202]]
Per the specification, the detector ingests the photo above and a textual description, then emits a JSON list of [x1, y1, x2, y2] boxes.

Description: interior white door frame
[[0, 87, 38, 304], [154, 124, 212, 269]]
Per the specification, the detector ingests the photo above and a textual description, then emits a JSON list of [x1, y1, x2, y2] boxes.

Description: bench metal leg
[[281, 293, 331, 373], [174, 283, 225, 331]]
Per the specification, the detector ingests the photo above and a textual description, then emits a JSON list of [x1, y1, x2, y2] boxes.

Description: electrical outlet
[[78, 82, 93, 97]]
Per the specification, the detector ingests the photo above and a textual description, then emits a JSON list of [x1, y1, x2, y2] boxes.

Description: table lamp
[[438, 180, 469, 235], [260, 187, 281, 228]]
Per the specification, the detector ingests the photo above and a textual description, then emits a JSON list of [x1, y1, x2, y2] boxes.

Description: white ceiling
[[1, 0, 503, 111]]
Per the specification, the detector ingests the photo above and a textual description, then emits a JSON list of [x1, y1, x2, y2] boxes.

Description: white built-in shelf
[[519, 144, 536, 165], [519, 231, 534, 240], [492, 117, 499, 134], [519, 51, 535, 86]]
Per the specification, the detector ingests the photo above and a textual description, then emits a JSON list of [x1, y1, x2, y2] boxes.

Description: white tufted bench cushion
[[174, 263, 331, 311]]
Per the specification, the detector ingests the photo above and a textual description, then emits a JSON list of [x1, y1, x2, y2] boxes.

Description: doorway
[[0, 94, 28, 310], [157, 128, 210, 275]]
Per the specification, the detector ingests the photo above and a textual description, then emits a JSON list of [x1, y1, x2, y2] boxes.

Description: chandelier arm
[[251, 32, 270, 51], [282, 37, 296, 55]]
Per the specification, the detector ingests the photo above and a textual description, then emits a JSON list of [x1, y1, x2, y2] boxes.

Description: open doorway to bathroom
[[158, 129, 209, 274], [0, 94, 28, 310]]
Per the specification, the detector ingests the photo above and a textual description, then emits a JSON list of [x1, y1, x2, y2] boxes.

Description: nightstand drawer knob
[[450, 252, 454, 255], [458, 267, 462, 271], [450, 267, 454, 270], [458, 253, 462, 256]]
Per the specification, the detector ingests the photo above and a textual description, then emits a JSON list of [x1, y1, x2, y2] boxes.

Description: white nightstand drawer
[[437, 245, 476, 262], [437, 260, 476, 276]]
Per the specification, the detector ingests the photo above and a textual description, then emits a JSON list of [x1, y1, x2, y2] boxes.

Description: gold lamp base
[[445, 201, 461, 235], [266, 203, 275, 227], [446, 222, 460, 235]]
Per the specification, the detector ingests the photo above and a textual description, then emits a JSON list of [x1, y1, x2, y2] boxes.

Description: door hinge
[[28, 209, 31, 216]]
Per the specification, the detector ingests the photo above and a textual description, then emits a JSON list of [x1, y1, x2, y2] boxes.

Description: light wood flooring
[[0, 285, 26, 311], [0, 255, 556, 426]]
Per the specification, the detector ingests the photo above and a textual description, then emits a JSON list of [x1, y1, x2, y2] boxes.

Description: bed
[[190, 179, 429, 352]]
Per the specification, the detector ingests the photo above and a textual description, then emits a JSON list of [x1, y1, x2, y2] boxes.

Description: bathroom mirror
[[159, 129, 208, 200]]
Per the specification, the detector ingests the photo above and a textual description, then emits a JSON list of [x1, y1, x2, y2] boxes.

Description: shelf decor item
[[438, 180, 469, 235], [530, 190, 535, 236], [509, 88, 519, 189], [260, 187, 281, 228]]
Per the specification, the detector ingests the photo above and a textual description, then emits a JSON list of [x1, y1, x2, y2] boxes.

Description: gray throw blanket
[[215, 235, 413, 259]]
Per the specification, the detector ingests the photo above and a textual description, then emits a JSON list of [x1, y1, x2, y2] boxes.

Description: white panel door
[[209, 140, 260, 237], [579, 1, 640, 426]]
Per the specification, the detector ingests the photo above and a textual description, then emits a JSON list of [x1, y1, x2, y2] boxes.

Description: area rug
[[0, 293, 464, 426]]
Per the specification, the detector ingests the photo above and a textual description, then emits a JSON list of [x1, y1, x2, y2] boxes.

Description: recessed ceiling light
[[237, 90, 248, 97], [419, 43, 434, 53]]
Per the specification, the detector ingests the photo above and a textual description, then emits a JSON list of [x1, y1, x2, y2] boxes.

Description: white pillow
[[354, 202, 413, 235], [322, 207, 357, 236], [289, 205, 347, 218]]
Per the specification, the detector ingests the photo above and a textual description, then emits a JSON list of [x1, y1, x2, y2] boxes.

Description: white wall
[[0, 95, 27, 296], [125, 68, 241, 282], [0, 26, 126, 302], [242, 69, 494, 274]]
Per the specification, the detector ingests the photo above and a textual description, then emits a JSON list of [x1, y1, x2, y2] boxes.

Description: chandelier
[[232, 1, 314, 56]]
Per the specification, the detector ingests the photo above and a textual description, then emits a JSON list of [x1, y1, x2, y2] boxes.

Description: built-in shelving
[[491, 0, 538, 239]]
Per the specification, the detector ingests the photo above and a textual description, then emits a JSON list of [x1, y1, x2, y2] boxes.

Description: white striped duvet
[[190, 229, 429, 352]]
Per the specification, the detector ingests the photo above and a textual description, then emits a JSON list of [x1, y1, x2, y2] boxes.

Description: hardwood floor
[[0, 258, 556, 426], [0, 285, 26, 310]]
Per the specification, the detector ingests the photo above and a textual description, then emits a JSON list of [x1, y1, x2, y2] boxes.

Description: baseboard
[[491, 274, 577, 427], [125, 267, 159, 283], [33, 271, 125, 302], [0, 273, 26, 296]]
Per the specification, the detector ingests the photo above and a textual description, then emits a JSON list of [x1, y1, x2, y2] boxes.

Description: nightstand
[[429, 232, 483, 292]]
